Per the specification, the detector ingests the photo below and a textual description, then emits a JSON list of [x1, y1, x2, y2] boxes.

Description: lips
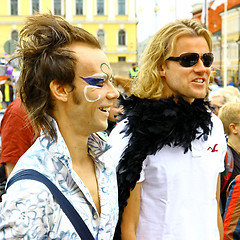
[[99, 106, 110, 112]]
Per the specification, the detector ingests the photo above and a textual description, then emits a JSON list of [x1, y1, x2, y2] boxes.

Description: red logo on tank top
[[207, 144, 218, 152]]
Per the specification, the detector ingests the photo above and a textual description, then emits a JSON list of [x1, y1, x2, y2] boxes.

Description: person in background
[[105, 97, 123, 136], [218, 86, 240, 104], [209, 90, 225, 116], [209, 86, 240, 116], [0, 12, 119, 239], [209, 77, 220, 92], [0, 78, 14, 109], [108, 18, 226, 240], [224, 86, 240, 100], [0, 89, 3, 110], [223, 174, 240, 238], [218, 103, 240, 216], [97, 95, 123, 140], [129, 62, 139, 79], [0, 79, 38, 201], [227, 76, 234, 86]]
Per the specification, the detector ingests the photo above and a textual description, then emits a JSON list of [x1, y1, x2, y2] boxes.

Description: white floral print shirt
[[0, 117, 118, 239]]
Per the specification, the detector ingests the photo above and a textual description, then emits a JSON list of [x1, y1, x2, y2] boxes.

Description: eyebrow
[[80, 73, 108, 87]]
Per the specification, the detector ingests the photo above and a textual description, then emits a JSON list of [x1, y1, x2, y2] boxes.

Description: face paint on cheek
[[81, 73, 107, 87], [84, 85, 101, 102], [80, 63, 112, 103]]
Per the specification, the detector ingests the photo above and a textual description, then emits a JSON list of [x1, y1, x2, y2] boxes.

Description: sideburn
[[72, 89, 82, 105]]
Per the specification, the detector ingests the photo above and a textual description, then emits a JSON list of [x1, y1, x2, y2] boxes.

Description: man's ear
[[229, 123, 238, 135], [49, 80, 71, 102], [159, 64, 166, 77]]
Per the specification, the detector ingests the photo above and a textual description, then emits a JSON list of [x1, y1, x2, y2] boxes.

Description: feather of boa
[[114, 95, 213, 240]]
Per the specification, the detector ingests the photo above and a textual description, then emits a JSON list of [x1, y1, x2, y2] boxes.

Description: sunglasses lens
[[179, 53, 199, 67], [167, 52, 214, 68], [202, 53, 214, 67]]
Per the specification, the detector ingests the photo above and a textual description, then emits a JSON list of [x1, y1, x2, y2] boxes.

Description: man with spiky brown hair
[[0, 13, 119, 239]]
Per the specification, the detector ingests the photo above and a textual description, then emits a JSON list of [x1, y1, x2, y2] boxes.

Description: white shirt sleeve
[[138, 157, 148, 183]]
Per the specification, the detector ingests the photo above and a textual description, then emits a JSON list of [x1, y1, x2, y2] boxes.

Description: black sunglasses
[[166, 52, 214, 68]]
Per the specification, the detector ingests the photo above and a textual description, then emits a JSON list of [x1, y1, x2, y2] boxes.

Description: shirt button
[[93, 213, 98, 219]]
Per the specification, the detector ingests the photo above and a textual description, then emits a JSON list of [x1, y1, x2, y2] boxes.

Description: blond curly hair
[[132, 19, 212, 100]]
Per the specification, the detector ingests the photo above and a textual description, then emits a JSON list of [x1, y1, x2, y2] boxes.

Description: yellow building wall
[[0, 0, 137, 64], [0, 26, 13, 55], [0, 1, 9, 15], [20, 1, 30, 15], [83, 23, 137, 63], [41, 0, 53, 13], [221, 10, 240, 84]]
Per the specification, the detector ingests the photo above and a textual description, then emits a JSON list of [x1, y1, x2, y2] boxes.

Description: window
[[97, 30, 105, 46], [118, 0, 125, 15], [32, 0, 39, 14], [118, 57, 126, 62], [76, 0, 83, 15], [11, 0, 18, 15], [118, 30, 126, 46], [54, 0, 61, 15], [97, 0, 104, 15]]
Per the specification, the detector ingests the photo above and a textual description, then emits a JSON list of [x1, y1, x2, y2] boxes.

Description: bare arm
[[217, 174, 223, 240], [5, 162, 16, 177], [121, 183, 141, 240]]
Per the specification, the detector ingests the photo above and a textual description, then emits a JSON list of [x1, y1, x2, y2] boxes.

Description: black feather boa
[[113, 95, 213, 240]]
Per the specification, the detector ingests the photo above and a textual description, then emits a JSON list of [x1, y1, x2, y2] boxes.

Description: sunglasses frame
[[166, 52, 214, 68]]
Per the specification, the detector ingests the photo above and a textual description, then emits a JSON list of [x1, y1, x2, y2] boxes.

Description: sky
[[137, 0, 204, 42]]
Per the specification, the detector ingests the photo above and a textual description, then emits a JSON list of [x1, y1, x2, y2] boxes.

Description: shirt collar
[[88, 132, 111, 160], [39, 115, 111, 168]]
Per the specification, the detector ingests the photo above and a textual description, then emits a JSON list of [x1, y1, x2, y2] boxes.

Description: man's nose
[[107, 82, 120, 99]]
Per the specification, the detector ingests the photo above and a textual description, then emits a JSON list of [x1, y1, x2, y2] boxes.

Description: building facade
[[220, 5, 240, 85], [192, 0, 240, 86], [0, 0, 137, 67]]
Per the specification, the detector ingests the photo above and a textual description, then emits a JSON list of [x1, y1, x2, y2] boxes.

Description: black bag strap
[[6, 169, 94, 240]]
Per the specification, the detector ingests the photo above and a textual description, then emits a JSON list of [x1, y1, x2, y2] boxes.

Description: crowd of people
[[0, 59, 20, 111], [208, 85, 240, 237], [1, 12, 240, 240]]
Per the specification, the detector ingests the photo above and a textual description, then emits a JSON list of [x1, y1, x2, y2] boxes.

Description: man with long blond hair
[[108, 18, 226, 240]]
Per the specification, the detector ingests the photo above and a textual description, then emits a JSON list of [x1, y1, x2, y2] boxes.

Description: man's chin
[[192, 90, 208, 101], [96, 123, 108, 133]]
